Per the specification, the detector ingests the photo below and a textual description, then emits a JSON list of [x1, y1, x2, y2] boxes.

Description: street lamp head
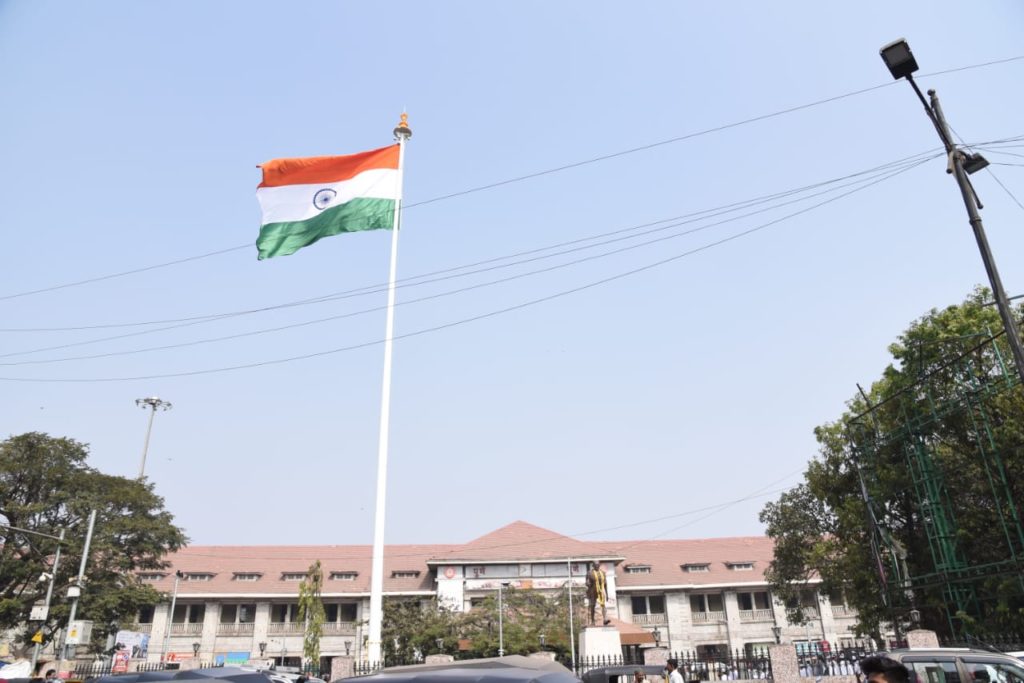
[[192, 642, 200, 655], [652, 628, 661, 647], [962, 152, 990, 175], [137, 396, 172, 411], [880, 38, 919, 80], [538, 634, 545, 647]]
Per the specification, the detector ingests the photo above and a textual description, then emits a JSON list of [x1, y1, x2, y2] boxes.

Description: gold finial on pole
[[393, 112, 412, 140]]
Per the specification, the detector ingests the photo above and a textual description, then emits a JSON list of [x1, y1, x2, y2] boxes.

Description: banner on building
[[113, 630, 151, 660]]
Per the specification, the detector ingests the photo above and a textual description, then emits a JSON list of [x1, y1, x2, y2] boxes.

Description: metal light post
[[566, 559, 577, 669], [880, 39, 1024, 386], [30, 527, 66, 673], [136, 396, 172, 479], [497, 581, 510, 657], [58, 509, 97, 670], [771, 625, 782, 645], [161, 570, 184, 661]]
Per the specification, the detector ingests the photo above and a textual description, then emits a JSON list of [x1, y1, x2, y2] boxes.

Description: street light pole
[[57, 510, 97, 671], [880, 39, 1024, 386], [162, 570, 183, 661], [497, 582, 509, 657], [136, 397, 172, 479], [30, 528, 66, 673]]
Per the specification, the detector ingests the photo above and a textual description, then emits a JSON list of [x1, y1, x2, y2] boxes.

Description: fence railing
[[739, 609, 774, 623], [169, 622, 204, 635], [351, 656, 424, 677], [632, 613, 669, 625], [72, 661, 220, 677], [572, 652, 645, 674], [797, 642, 877, 678], [669, 648, 772, 681], [941, 632, 1024, 653]]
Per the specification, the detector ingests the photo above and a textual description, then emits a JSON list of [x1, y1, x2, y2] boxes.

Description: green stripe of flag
[[256, 197, 396, 260]]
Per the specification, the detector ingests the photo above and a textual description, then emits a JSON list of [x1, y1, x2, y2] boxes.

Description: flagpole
[[367, 113, 411, 665]]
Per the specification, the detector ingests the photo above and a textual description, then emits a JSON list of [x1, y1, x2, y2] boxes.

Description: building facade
[[121, 522, 857, 667]]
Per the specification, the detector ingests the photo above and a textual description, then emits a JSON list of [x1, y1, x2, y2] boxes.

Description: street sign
[[30, 605, 49, 621], [32, 631, 44, 644]]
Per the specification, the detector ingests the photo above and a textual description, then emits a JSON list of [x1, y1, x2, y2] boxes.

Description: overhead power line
[[0, 156, 928, 383], [14, 140, 1004, 335], [1, 54, 1020, 304], [0, 154, 941, 366]]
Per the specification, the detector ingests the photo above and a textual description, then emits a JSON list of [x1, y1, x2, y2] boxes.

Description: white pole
[[367, 116, 411, 665], [57, 510, 96, 673], [162, 571, 182, 661], [498, 583, 505, 657], [31, 528, 65, 674], [567, 559, 576, 669]]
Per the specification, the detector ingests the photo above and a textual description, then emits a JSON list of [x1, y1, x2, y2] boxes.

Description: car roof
[[886, 649, 1023, 663]]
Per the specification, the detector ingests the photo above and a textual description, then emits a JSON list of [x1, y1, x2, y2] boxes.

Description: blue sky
[[1, 1, 1023, 546]]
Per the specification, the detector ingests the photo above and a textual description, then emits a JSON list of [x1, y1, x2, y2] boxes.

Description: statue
[[585, 561, 610, 625]]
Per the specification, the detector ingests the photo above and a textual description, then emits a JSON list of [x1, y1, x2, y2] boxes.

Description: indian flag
[[256, 144, 401, 259]]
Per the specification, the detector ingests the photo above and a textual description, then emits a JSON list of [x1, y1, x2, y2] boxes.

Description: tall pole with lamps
[[136, 397, 172, 479], [879, 38, 1024, 386]]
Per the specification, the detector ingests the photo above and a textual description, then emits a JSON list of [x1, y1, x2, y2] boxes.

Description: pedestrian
[[634, 669, 648, 683], [45, 669, 61, 683], [859, 656, 911, 683], [667, 659, 685, 683]]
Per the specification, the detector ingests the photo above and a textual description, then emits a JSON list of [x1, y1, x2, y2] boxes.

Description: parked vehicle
[[882, 648, 1024, 683]]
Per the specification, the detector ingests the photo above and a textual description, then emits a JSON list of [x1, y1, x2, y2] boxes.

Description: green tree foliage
[[760, 289, 1024, 637], [382, 585, 584, 663], [0, 432, 187, 653], [298, 560, 326, 671]]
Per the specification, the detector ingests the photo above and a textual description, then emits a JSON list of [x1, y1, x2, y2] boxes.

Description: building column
[[253, 603, 271, 658], [150, 605, 170, 663], [722, 591, 741, 652], [198, 602, 219, 661]]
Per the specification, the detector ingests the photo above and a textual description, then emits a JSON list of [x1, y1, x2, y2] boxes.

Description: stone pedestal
[[580, 626, 622, 659], [425, 655, 455, 664], [906, 630, 939, 649], [331, 656, 354, 681], [768, 644, 799, 683], [528, 652, 557, 661]]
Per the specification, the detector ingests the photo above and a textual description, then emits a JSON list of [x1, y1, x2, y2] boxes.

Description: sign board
[[30, 605, 49, 621], [214, 652, 250, 666], [112, 650, 131, 674], [114, 630, 151, 660], [65, 620, 93, 645]]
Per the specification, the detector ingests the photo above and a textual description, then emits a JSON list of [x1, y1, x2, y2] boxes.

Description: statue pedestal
[[579, 626, 622, 659]]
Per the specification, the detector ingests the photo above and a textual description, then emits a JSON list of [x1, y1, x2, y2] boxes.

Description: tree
[[760, 289, 1024, 637], [381, 585, 584, 664], [297, 560, 325, 672], [0, 432, 187, 655]]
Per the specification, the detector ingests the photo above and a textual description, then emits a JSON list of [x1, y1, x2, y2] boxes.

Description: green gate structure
[[848, 329, 1024, 637]]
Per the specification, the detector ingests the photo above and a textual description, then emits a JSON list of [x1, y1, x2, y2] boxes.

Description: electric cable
[[0, 155, 941, 365], [0, 157, 928, 382], [0, 145, 955, 335], [2, 54, 1020, 303]]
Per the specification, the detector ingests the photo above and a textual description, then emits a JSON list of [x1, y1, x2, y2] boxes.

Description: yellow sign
[[32, 630, 44, 643]]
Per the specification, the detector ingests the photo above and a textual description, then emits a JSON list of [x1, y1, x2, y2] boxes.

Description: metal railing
[[217, 622, 256, 636], [572, 652, 644, 675], [668, 649, 772, 681], [739, 609, 774, 622], [797, 642, 876, 678], [72, 661, 221, 677], [632, 613, 668, 625], [691, 611, 726, 623]]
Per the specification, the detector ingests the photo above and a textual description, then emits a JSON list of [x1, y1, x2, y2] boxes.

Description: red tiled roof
[[426, 521, 617, 563], [147, 523, 775, 597]]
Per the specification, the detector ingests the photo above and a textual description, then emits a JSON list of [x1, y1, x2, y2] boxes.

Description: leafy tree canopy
[[760, 289, 1024, 637], [0, 432, 187, 654]]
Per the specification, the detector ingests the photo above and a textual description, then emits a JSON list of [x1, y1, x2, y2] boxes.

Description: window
[[281, 573, 306, 581], [908, 661, 962, 683], [391, 570, 421, 578], [727, 562, 754, 571], [625, 565, 652, 575], [172, 604, 205, 623], [233, 573, 261, 582], [630, 595, 666, 615], [330, 571, 358, 581], [325, 603, 358, 623], [220, 603, 257, 624], [785, 589, 819, 609], [737, 591, 771, 611], [682, 563, 710, 573], [271, 604, 299, 622], [183, 573, 214, 582], [690, 593, 723, 613], [963, 660, 1024, 683], [138, 573, 165, 581], [136, 605, 155, 624]]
